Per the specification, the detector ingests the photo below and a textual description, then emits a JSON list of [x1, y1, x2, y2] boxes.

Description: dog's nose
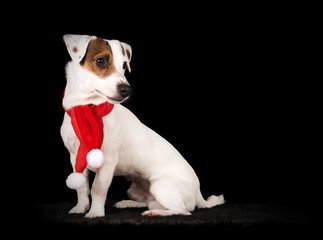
[[118, 84, 131, 98]]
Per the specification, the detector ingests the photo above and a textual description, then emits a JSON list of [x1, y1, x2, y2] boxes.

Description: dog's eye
[[123, 61, 127, 70], [95, 57, 109, 68]]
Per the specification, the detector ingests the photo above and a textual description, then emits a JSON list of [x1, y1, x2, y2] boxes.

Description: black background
[[10, 3, 318, 212]]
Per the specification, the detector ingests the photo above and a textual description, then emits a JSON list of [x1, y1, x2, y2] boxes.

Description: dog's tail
[[196, 190, 225, 209]]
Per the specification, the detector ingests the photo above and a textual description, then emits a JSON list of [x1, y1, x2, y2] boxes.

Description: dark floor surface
[[28, 199, 319, 238]]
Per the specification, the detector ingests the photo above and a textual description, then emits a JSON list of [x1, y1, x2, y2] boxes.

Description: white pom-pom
[[66, 172, 86, 189], [87, 149, 104, 168]]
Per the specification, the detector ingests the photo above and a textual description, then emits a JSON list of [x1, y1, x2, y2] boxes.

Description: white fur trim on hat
[[66, 172, 86, 189], [87, 149, 104, 168]]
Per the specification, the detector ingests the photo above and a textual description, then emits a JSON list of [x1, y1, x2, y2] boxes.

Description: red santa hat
[[64, 102, 114, 189]]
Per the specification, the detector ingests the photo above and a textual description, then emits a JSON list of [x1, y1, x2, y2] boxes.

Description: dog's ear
[[63, 34, 96, 63], [120, 42, 132, 72]]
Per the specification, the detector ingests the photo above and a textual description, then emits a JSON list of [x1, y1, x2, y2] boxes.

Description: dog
[[60, 34, 224, 218]]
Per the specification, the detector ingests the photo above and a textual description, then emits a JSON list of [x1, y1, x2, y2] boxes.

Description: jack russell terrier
[[60, 34, 224, 218]]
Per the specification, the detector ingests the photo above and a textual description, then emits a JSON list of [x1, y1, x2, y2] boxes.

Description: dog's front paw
[[84, 210, 105, 218], [84, 205, 105, 218], [68, 203, 89, 214]]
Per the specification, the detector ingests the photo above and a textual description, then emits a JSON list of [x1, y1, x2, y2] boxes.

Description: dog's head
[[63, 34, 132, 107]]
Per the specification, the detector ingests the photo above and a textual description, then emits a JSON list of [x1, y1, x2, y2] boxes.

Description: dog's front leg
[[68, 168, 90, 214], [85, 156, 117, 218], [65, 150, 91, 214]]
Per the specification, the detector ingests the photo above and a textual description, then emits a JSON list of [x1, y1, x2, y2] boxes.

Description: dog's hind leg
[[114, 200, 148, 208], [141, 178, 191, 216], [114, 179, 151, 208]]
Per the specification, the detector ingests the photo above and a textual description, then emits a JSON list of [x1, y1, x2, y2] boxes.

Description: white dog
[[60, 34, 224, 218]]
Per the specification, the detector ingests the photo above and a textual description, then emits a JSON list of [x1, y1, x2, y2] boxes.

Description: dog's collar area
[[64, 101, 114, 117], [84, 102, 114, 117], [64, 101, 114, 189]]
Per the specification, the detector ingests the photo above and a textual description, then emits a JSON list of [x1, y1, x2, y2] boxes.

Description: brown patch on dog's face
[[80, 38, 116, 78]]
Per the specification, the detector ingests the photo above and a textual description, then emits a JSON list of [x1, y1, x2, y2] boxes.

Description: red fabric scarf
[[65, 102, 114, 174]]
